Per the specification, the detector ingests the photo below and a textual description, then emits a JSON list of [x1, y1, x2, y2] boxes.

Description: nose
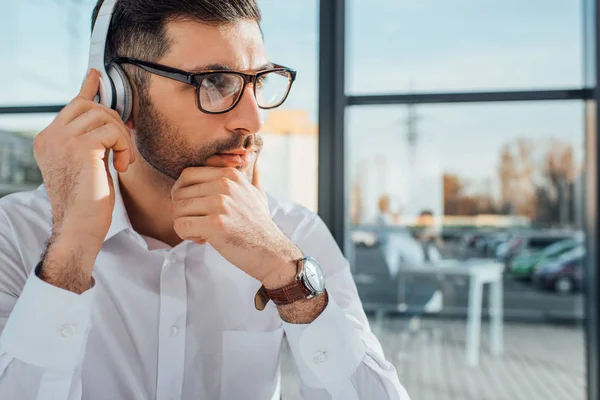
[[224, 85, 264, 135]]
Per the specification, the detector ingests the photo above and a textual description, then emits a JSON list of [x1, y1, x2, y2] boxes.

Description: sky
[[0, 0, 587, 206]]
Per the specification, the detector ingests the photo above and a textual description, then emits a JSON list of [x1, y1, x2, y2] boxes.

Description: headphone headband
[[88, 0, 118, 109]]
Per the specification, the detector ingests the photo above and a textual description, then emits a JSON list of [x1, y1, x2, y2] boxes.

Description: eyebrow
[[187, 62, 275, 74]]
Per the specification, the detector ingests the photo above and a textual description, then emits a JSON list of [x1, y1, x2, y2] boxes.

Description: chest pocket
[[220, 326, 284, 400]]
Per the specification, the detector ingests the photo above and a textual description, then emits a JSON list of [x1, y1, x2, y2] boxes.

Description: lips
[[209, 151, 255, 167]]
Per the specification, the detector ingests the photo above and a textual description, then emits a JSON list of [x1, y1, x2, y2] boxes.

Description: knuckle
[[179, 168, 192, 183], [107, 107, 121, 120], [176, 198, 191, 210], [33, 133, 46, 153], [224, 168, 241, 181], [214, 194, 229, 210], [174, 217, 193, 234], [220, 180, 233, 195], [210, 214, 225, 229]]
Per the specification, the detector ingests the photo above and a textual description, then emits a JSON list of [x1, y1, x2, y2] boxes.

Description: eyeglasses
[[111, 57, 296, 115]]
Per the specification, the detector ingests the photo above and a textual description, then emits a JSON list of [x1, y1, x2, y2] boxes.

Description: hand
[[171, 161, 302, 287], [34, 69, 135, 255]]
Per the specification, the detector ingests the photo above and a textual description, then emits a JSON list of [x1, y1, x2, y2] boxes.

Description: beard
[[133, 94, 263, 182]]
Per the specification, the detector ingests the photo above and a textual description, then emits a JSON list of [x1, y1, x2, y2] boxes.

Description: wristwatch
[[254, 256, 326, 310]]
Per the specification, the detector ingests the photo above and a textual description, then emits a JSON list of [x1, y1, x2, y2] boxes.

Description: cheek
[[147, 81, 228, 146]]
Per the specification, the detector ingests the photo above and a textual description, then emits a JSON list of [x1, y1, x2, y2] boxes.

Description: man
[[0, 1, 409, 399]]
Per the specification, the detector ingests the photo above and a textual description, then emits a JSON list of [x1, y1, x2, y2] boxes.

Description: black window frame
[[1, 1, 598, 398]]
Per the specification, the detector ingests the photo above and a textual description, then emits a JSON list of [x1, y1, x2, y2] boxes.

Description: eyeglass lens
[[198, 70, 291, 113]]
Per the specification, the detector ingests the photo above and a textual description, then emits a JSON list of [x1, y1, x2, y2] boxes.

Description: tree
[[497, 138, 536, 220], [537, 140, 576, 226]]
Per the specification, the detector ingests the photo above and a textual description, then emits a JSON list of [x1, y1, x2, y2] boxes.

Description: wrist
[[260, 244, 303, 290], [40, 233, 100, 294]]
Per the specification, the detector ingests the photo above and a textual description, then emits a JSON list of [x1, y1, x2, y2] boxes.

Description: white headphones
[[88, 0, 133, 122]]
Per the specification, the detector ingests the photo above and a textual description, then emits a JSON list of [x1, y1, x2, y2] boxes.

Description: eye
[[204, 73, 229, 90]]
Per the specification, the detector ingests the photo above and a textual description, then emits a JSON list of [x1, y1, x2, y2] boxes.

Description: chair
[[353, 240, 443, 337]]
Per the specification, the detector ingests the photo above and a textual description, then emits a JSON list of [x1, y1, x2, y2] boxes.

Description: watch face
[[302, 257, 325, 294]]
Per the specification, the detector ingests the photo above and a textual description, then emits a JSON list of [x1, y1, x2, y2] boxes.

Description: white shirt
[[0, 170, 410, 400]]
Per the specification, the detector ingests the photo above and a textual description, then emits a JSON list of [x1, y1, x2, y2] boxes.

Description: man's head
[[91, 0, 269, 182]]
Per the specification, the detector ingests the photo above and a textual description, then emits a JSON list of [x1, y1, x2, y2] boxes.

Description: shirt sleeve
[[0, 208, 94, 400], [280, 213, 410, 400]]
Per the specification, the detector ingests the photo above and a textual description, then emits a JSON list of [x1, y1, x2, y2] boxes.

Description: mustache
[[180, 133, 264, 172], [213, 132, 264, 154]]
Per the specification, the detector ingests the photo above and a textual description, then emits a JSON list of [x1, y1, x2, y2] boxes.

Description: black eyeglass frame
[[111, 57, 297, 115]]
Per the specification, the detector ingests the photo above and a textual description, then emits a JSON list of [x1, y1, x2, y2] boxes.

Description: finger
[[68, 105, 134, 164], [172, 179, 235, 201], [173, 215, 221, 241], [84, 123, 132, 172], [252, 157, 261, 190], [251, 157, 268, 209], [55, 97, 97, 126], [171, 195, 228, 219], [67, 106, 126, 137], [172, 167, 241, 195], [78, 68, 101, 102]]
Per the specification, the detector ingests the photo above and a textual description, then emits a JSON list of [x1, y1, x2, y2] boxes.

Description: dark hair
[[91, 0, 262, 92]]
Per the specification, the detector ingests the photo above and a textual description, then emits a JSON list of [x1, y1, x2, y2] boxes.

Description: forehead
[[161, 19, 268, 72]]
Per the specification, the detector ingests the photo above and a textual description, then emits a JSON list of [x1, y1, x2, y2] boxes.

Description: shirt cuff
[[282, 294, 366, 392], [0, 265, 96, 370]]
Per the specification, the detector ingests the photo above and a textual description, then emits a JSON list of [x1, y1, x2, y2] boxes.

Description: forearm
[[276, 291, 328, 324], [261, 246, 328, 324], [39, 232, 99, 294]]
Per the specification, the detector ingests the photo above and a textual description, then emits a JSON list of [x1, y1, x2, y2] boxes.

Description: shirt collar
[[104, 165, 134, 242]]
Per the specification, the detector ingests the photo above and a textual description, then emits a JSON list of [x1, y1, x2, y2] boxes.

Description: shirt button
[[61, 324, 76, 338], [171, 325, 179, 336], [313, 351, 327, 364]]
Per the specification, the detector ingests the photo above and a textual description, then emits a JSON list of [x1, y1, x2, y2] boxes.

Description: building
[[0, 130, 41, 196]]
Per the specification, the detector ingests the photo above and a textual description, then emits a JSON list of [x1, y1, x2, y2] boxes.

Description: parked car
[[511, 237, 582, 280], [498, 233, 577, 265], [532, 245, 585, 294]]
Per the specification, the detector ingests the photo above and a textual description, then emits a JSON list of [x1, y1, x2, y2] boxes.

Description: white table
[[402, 259, 505, 366]]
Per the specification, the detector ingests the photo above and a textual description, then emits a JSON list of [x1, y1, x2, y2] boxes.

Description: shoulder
[[266, 193, 320, 239], [0, 185, 52, 225], [0, 185, 52, 251], [0, 185, 52, 281]]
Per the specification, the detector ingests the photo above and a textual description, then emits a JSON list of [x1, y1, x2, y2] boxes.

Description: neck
[[118, 161, 184, 248]]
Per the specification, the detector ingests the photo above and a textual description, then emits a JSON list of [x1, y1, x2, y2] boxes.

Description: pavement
[[280, 317, 585, 400]]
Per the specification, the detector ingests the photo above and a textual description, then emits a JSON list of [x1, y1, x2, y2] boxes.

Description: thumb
[[252, 158, 269, 211], [252, 157, 262, 190]]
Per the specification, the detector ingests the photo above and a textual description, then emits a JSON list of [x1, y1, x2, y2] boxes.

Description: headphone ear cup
[[107, 63, 133, 123]]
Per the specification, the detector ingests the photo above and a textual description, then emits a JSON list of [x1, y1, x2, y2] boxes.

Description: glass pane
[[0, 1, 95, 106], [347, 0, 584, 94], [0, 114, 52, 197], [259, 0, 319, 212], [347, 101, 585, 399]]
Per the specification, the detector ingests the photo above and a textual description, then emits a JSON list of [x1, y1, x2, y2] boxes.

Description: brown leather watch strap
[[265, 280, 312, 306]]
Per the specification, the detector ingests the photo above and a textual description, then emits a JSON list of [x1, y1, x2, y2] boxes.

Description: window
[[347, 0, 584, 94], [0, 1, 95, 106], [343, 1, 589, 398], [257, 0, 320, 211]]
